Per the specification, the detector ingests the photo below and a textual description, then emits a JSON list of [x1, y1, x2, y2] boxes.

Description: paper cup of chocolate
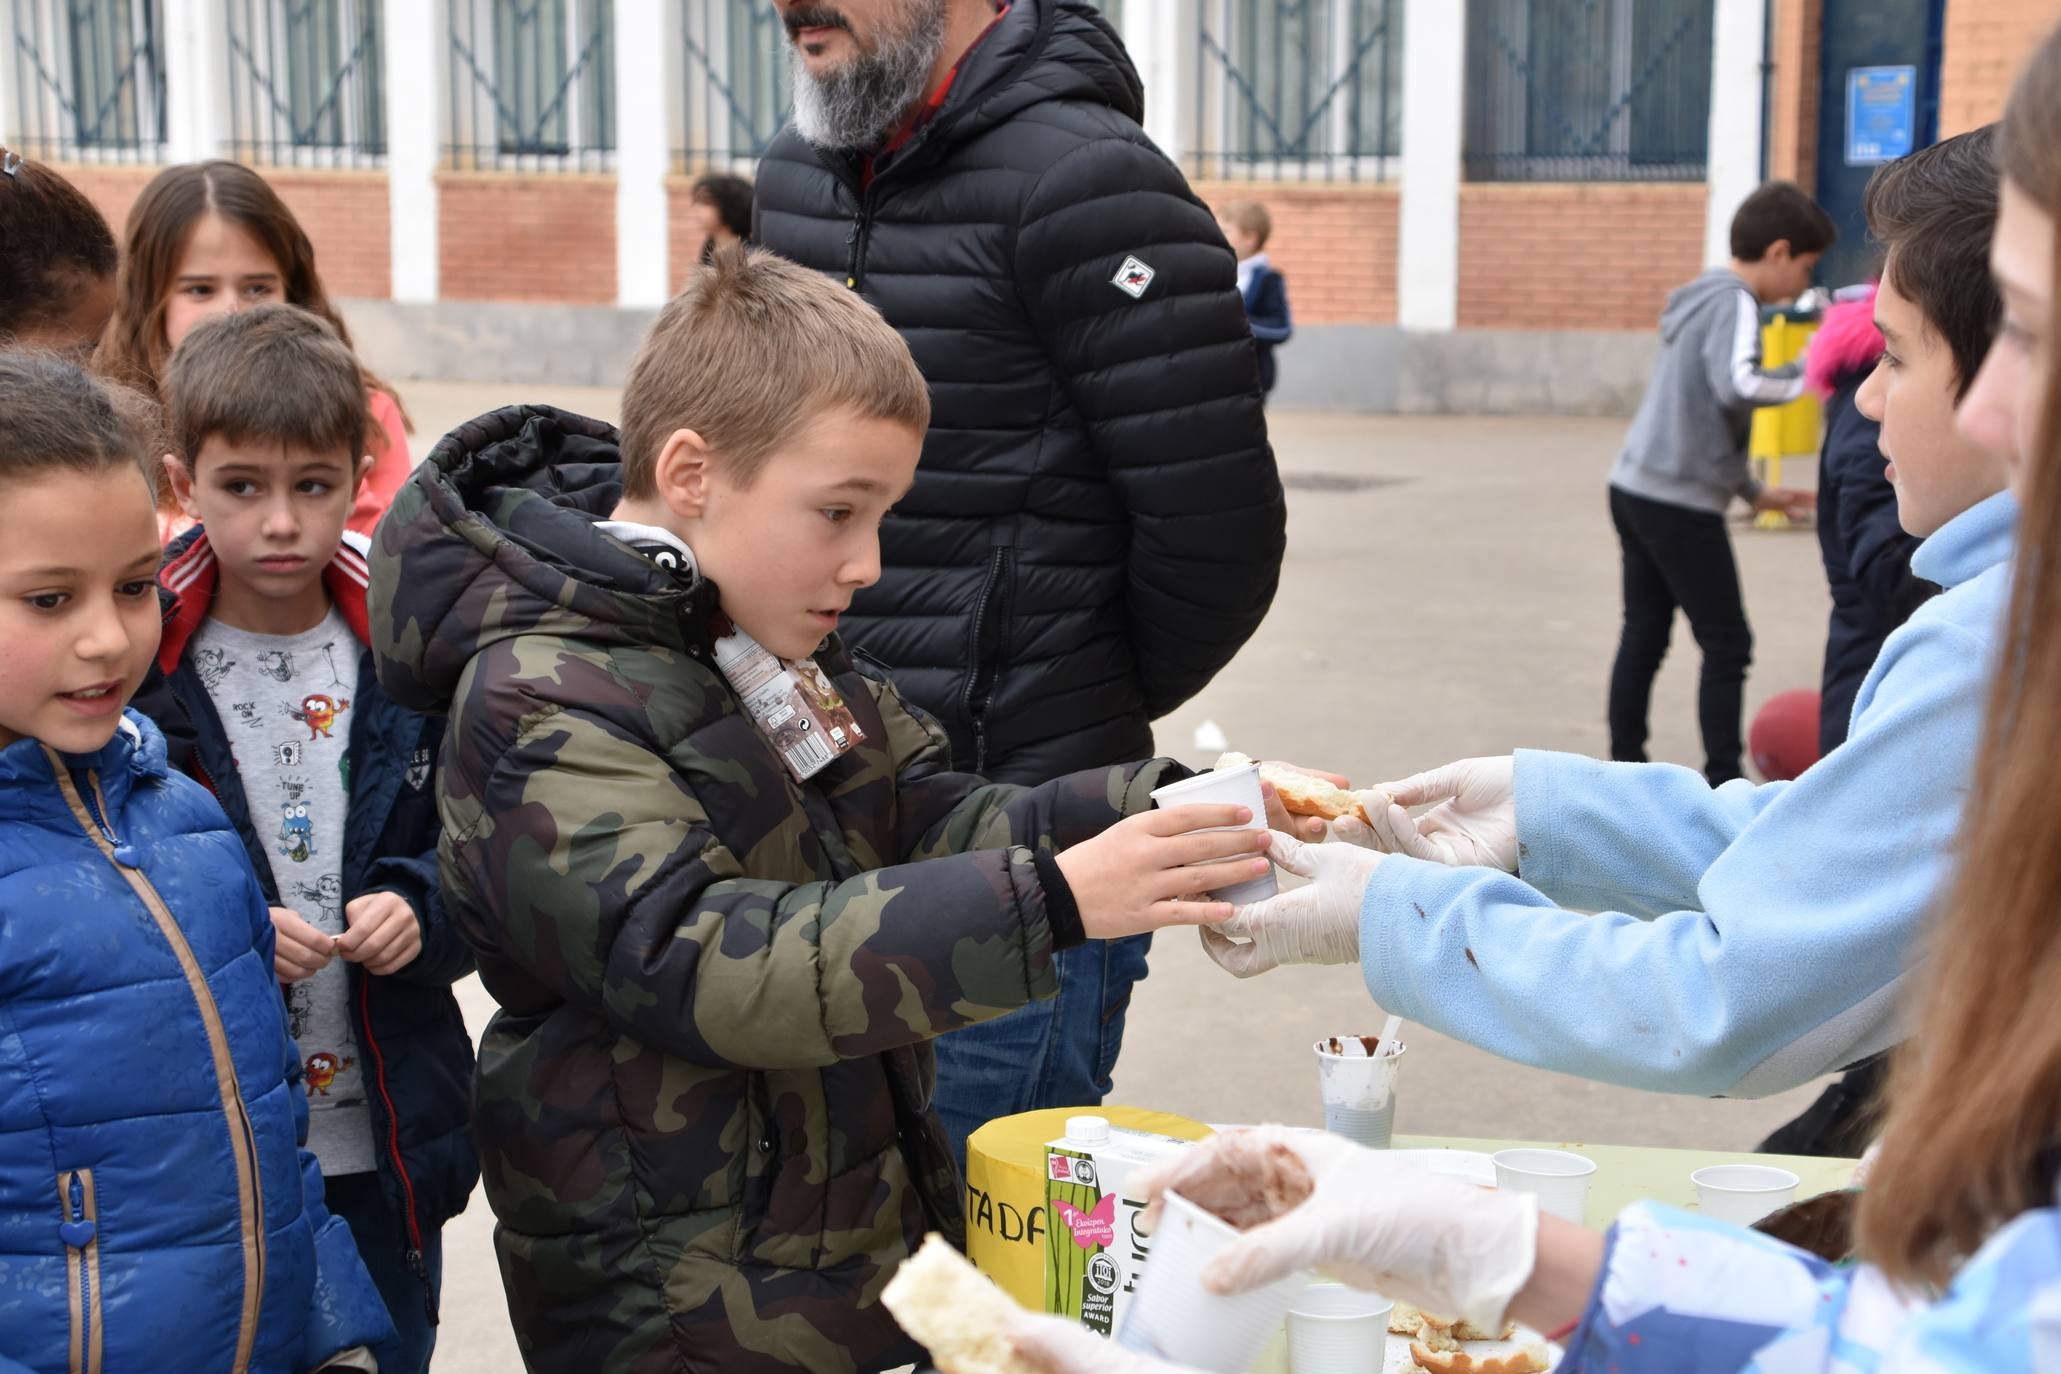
[[1314, 1035, 1404, 1150], [1149, 763, 1277, 904], [1692, 1165, 1800, 1227], [1115, 1191, 1308, 1372]]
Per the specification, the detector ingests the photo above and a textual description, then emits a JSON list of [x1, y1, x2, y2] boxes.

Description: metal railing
[[226, 0, 386, 166], [1190, 0, 1404, 183], [446, 0, 614, 172], [7, 0, 166, 162], [1464, 0, 1712, 182], [679, 0, 787, 174]]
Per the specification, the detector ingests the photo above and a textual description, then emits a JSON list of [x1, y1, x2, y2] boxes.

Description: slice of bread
[[1409, 1341, 1554, 1374], [1217, 752, 1368, 822], [880, 1235, 1037, 1374]]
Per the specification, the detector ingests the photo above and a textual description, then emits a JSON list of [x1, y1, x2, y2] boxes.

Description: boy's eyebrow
[[8, 551, 164, 581], [825, 477, 895, 495]]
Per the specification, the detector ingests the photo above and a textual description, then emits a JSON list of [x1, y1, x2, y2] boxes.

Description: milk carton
[[1044, 1115, 1194, 1335]]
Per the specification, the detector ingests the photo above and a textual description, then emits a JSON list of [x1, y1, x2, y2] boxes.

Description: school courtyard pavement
[[397, 385, 1838, 1370]]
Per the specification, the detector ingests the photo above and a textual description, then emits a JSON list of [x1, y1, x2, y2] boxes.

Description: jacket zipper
[[357, 974, 437, 1323], [61, 1168, 102, 1374], [960, 548, 1010, 774], [845, 194, 874, 291], [55, 758, 266, 1374]]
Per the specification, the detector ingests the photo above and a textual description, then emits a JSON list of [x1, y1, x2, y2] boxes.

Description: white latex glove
[[1362, 756, 1519, 872], [1199, 833, 1376, 978], [1009, 1311, 1196, 1374], [1132, 1127, 1539, 1333]]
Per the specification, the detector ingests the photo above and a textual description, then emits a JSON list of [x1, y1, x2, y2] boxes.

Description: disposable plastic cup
[[1314, 1036, 1405, 1150], [1115, 1191, 1308, 1373], [1692, 1165, 1800, 1227], [1150, 762, 1278, 904], [1286, 1283, 1392, 1374], [1491, 1148, 1597, 1225]]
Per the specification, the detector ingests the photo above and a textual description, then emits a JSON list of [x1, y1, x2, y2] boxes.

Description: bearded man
[[755, 0, 1285, 1167]]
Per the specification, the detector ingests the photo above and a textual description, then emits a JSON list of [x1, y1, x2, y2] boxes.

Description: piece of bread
[[880, 1235, 1038, 1374], [1409, 1341, 1554, 1374], [1452, 1319, 1520, 1342], [1390, 1300, 1425, 1336], [1216, 752, 1369, 823]]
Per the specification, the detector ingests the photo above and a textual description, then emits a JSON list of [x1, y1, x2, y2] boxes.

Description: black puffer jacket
[[755, 0, 1285, 783]]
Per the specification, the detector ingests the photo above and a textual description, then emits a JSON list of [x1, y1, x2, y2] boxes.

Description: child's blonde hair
[[618, 246, 931, 496], [1218, 200, 1272, 250]]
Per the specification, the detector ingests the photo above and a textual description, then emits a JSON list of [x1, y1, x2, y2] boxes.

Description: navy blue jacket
[[1242, 262, 1293, 395], [1816, 379, 1938, 754], [149, 531, 478, 1322], [0, 714, 393, 1373]]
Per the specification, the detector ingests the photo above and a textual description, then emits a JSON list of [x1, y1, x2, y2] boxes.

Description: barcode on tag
[[783, 731, 835, 780]]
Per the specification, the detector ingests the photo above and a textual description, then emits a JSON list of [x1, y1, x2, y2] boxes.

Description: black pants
[[1607, 486, 1753, 785]]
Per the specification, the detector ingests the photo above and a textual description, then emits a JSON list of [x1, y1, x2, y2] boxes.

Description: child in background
[[366, 248, 1272, 1372], [0, 148, 117, 358], [1218, 200, 1293, 398], [0, 351, 390, 1373], [93, 161, 413, 541], [684, 171, 753, 269], [1608, 181, 1832, 783], [149, 306, 477, 1374]]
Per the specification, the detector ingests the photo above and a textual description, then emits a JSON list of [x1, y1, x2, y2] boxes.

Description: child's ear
[[1765, 237, 1795, 267], [162, 453, 202, 519], [651, 428, 715, 520]]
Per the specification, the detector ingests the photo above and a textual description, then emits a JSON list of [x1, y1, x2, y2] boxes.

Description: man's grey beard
[[789, 1, 951, 152]]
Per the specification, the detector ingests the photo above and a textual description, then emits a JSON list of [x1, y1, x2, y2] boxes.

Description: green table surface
[[1246, 1134, 1858, 1373]]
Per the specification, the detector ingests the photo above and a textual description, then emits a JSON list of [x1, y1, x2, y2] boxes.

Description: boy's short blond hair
[[618, 247, 931, 495], [1218, 200, 1272, 250]]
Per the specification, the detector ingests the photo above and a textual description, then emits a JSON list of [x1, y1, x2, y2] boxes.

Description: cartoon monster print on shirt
[[278, 802, 316, 863], [194, 647, 234, 691], [305, 1051, 354, 1097], [255, 650, 296, 683], [286, 982, 312, 1041], [294, 874, 343, 924], [283, 693, 350, 741]]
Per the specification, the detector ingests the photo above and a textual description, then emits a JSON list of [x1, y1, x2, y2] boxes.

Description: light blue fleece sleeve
[[1515, 751, 1785, 918], [1361, 604, 1991, 1096]]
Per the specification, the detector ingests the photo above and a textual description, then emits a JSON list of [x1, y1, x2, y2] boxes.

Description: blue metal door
[[1815, 0, 1946, 289]]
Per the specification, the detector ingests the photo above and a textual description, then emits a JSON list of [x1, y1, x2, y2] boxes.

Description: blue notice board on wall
[[1847, 65, 1918, 165]]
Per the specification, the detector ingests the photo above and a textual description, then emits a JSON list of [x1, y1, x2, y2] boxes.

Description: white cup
[[1115, 1191, 1308, 1373], [1314, 1036, 1405, 1150], [1491, 1148, 1597, 1225], [1285, 1283, 1392, 1374], [1692, 1165, 1801, 1227], [1150, 763, 1278, 904]]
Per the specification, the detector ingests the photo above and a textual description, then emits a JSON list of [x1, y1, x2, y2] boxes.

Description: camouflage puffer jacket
[[368, 407, 1179, 1373]]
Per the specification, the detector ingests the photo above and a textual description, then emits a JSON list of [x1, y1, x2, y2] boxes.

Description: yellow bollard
[[1749, 312, 1822, 530]]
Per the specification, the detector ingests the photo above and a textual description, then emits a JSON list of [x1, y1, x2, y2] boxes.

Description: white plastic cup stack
[[1691, 1165, 1801, 1226], [1149, 762, 1277, 904], [1285, 1283, 1392, 1374], [1115, 1191, 1309, 1373], [1490, 1148, 1597, 1225], [1313, 1035, 1405, 1150]]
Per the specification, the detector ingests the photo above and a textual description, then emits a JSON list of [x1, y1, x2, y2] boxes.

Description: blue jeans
[[931, 933, 1154, 1167], [325, 1171, 443, 1374]]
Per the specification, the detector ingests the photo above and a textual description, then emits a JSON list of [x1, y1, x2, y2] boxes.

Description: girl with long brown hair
[[1007, 21, 2061, 1374], [93, 160, 412, 541]]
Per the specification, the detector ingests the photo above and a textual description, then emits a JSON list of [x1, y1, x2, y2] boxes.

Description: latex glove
[[1200, 833, 1376, 978], [1010, 1311, 1195, 1374], [1133, 1127, 1539, 1333], [1362, 756, 1519, 872]]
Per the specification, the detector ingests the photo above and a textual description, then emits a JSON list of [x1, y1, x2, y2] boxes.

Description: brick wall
[[1768, 0, 1824, 189], [1941, 0, 2061, 136], [1191, 181, 1399, 327], [1457, 183, 1708, 332], [438, 172, 617, 304]]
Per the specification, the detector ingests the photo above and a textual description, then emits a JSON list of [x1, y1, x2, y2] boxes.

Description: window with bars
[[1191, 0, 1404, 182], [226, 0, 386, 166], [1464, 0, 1713, 182], [680, 0, 789, 172], [7, 0, 166, 161], [447, 0, 614, 171]]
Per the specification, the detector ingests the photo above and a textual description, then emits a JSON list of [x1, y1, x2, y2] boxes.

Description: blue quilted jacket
[[0, 714, 392, 1373]]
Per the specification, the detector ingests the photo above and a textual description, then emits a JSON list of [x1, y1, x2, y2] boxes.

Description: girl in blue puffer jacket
[[0, 353, 392, 1373]]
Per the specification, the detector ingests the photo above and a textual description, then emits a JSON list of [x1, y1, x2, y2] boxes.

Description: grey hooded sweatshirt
[[1609, 267, 1806, 515]]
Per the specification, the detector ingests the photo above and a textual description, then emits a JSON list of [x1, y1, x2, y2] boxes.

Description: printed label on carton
[[1044, 1128, 1193, 1337]]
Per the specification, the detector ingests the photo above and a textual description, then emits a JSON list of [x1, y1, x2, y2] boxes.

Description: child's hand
[[270, 907, 335, 983], [1753, 487, 1816, 518], [1055, 805, 1272, 940], [338, 892, 423, 976]]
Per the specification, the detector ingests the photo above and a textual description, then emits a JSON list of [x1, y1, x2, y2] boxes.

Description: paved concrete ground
[[395, 386, 1836, 1370]]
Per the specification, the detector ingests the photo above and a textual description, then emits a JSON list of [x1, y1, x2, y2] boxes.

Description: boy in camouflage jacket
[[368, 250, 1273, 1373]]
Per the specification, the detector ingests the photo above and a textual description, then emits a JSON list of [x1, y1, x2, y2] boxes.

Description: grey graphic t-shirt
[[191, 607, 375, 1176]]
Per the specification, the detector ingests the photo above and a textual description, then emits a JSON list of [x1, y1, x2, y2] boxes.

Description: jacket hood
[[1805, 288, 1885, 399], [886, 0, 1142, 162], [368, 406, 719, 716], [1660, 267, 1749, 342]]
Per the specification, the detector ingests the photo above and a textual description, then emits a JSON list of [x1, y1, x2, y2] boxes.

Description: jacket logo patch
[[1111, 255, 1156, 299], [406, 746, 432, 792]]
